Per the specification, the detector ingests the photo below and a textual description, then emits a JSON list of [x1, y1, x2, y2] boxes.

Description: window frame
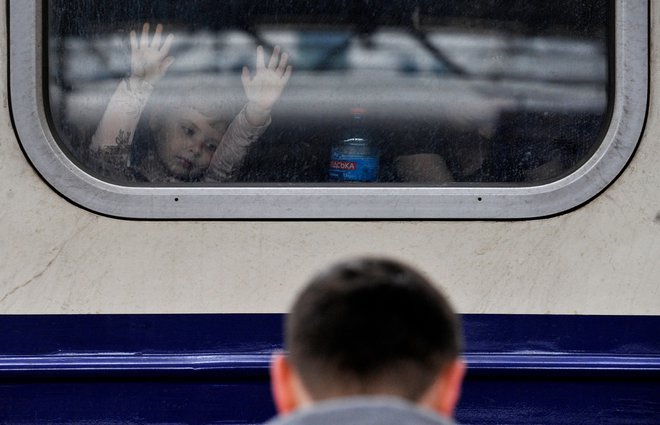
[[9, 0, 648, 219]]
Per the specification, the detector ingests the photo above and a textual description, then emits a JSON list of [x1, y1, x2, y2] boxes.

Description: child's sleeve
[[90, 77, 154, 152], [87, 131, 134, 180], [90, 23, 173, 153], [203, 105, 271, 182]]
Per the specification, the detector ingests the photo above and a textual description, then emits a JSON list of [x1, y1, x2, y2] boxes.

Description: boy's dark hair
[[286, 257, 462, 401]]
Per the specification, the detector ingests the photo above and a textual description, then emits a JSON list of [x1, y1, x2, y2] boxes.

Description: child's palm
[[130, 23, 175, 84], [242, 46, 292, 110]]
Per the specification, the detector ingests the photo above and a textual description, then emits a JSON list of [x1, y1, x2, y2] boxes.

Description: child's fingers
[[281, 65, 293, 85], [241, 66, 251, 86], [130, 30, 138, 51], [161, 33, 175, 55], [140, 23, 150, 48], [161, 56, 176, 74], [152, 24, 163, 48], [256, 46, 266, 70], [276, 52, 289, 75], [268, 46, 281, 69]]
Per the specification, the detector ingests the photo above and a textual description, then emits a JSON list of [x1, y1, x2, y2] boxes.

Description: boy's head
[[148, 90, 236, 180], [271, 257, 465, 418]]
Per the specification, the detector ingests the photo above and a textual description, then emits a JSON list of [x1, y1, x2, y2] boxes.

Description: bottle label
[[328, 152, 379, 182]]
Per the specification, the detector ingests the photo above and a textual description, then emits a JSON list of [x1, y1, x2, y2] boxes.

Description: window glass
[[48, 0, 609, 185]]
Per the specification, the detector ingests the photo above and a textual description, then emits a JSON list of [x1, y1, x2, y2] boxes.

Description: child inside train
[[89, 23, 292, 182]]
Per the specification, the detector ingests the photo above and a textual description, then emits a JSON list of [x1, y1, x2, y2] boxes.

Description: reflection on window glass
[[48, 0, 609, 185]]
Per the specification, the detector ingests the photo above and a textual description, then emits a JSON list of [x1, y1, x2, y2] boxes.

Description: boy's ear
[[419, 358, 466, 418], [270, 353, 309, 415]]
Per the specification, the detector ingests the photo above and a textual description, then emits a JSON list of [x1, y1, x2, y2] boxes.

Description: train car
[[1, 0, 658, 423]]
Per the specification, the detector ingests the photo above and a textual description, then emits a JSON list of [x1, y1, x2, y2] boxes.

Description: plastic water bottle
[[328, 108, 380, 182]]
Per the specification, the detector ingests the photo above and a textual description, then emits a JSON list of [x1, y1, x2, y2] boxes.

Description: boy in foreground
[[268, 257, 466, 425]]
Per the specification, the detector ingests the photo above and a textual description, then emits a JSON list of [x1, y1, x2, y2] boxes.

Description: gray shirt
[[264, 396, 458, 425]]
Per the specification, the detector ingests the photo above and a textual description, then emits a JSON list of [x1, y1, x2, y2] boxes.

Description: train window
[[10, 1, 647, 218]]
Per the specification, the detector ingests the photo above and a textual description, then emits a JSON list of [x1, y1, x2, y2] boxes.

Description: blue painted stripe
[[0, 314, 658, 377], [1, 314, 658, 354], [1, 314, 658, 424], [0, 353, 659, 377]]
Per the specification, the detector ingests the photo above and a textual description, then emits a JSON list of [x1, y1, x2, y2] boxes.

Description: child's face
[[154, 106, 227, 180]]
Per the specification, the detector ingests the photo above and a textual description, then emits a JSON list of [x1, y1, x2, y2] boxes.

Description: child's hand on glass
[[129, 23, 175, 85], [242, 46, 292, 125]]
